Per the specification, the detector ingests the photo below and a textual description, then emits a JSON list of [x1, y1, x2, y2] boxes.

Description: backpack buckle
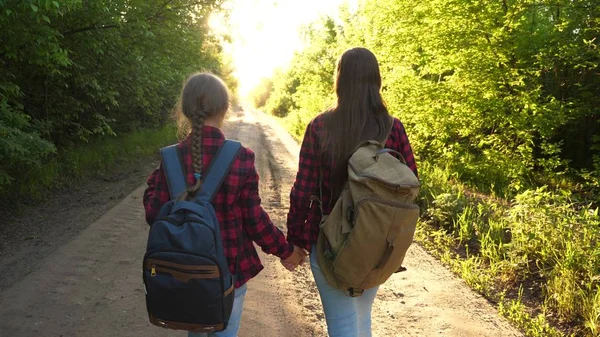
[[346, 288, 364, 297], [324, 249, 335, 260], [346, 207, 355, 221]]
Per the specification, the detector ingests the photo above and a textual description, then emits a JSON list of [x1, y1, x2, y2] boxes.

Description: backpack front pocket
[[331, 197, 419, 288], [146, 259, 219, 282], [143, 251, 228, 329]]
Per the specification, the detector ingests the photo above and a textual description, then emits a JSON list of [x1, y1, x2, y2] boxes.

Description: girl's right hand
[[281, 245, 307, 271]]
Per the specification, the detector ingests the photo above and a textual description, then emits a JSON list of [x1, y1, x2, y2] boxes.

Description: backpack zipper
[[143, 249, 225, 297], [148, 263, 219, 282], [150, 264, 216, 275], [348, 163, 420, 190], [355, 196, 419, 208], [146, 259, 219, 275], [353, 196, 419, 223], [154, 217, 217, 237]]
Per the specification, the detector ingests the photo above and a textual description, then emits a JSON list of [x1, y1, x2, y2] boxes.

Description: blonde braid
[[190, 110, 206, 194], [174, 72, 231, 199]]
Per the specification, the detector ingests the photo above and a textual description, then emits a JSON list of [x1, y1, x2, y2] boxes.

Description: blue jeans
[[188, 283, 247, 337], [310, 245, 380, 337]]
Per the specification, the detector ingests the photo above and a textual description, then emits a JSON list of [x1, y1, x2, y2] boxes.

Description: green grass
[[3, 124, 177, 205], [275, 114, 600, 337], [415, 163, 600, 337]]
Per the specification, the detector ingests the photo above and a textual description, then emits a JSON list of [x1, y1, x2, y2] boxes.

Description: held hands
[[281, 245, 307, 272]]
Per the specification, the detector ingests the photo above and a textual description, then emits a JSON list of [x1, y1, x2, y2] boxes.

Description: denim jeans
[[310, 245, 380, 337], [187, 283, 248, 337]]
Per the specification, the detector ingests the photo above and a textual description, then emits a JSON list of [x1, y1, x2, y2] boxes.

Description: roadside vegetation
[[252, 1, 600, 336], [1, 0, 235, 204]]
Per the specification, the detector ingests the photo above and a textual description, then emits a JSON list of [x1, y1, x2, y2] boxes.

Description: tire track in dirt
[[231, 109, 326, 337]]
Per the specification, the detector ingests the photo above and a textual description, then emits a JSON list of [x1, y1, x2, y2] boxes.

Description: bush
[[0, 0, 231, 193]]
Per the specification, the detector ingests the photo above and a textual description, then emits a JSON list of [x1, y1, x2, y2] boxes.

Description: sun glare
[[208, 0, 359, 102]]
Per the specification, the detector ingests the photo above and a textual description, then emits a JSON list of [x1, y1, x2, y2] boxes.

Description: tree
[[0, 0, 231, 190]]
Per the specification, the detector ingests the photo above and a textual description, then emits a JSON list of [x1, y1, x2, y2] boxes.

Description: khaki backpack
[[314, 139, 420, 297]]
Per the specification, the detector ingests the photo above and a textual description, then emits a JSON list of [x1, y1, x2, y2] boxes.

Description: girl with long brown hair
[[285, 48, 418, 336]]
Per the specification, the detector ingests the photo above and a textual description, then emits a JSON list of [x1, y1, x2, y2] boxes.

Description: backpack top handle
[[374, 148, 407, 164], [160, 140, 242, 202]]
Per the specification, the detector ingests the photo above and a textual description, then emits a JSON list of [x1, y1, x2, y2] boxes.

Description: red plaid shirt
[[286, 114, 419, 252], [143, 126, 294, 288]]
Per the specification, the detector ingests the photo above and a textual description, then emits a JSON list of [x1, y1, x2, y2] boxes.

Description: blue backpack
[[143, 140, 242, 333]]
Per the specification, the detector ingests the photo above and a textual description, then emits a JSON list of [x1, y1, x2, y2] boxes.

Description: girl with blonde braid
[[143, 72, 306, 337]]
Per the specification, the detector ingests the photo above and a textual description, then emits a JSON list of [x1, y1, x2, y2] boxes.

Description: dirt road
[[0, 109, 523, 337]]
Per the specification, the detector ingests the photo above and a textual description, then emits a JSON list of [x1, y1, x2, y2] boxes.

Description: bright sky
[[208, 0, 358, 100]]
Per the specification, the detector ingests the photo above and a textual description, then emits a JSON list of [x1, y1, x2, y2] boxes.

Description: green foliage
[[263, 17, 339, 120], [265, 1, 600, 335], [416, 165, 599, 336], [0, 98, 56, 188], [265, 0, 600, 195], [499, 287, 564, 337], [0, 0, 232, 193], [506, 188, 600, 327], [264, 68, 300, 118], [249, 77, 273, 109], [3, 123, 177, 204]]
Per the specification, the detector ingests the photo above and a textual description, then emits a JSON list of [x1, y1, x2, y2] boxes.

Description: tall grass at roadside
[[276, 116, 600, 337], [3, 124, 177, 205], [416, 163, 600, 337]]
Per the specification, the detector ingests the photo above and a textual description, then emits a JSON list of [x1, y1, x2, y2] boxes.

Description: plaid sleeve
[[143, 163, 171, 225], [395, 120, 419, 178], [286, 120, 320, 249], [239, 149, 294, 260]]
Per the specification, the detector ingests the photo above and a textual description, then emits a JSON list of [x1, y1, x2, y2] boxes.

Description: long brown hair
[[174, 72, 230, 193], [322, 47, 392, 197]]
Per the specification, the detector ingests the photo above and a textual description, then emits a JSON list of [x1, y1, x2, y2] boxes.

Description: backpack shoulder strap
[[196, 140, 242, 203], [384, 115, 395, 142], [160, 144, 187, 200]]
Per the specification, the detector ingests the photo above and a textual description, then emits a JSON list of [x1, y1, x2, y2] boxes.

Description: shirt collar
[[201, 125, 225, 140], [182, 125, 225, 142]]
